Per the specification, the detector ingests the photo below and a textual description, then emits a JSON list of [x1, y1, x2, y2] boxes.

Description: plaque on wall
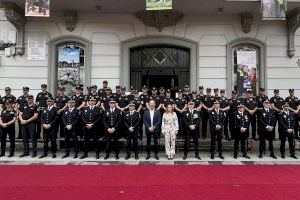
[[27, 34, 46, 61]]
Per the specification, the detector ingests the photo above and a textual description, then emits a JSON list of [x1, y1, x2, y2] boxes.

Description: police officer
[[244, 89, 258, 140], [62, 99, 80, 159], [233, 104, 251, 159], [285, 89, 299, 139], [80, 98, 102, 159], [1, 87, 16, 110], [19, 95, 39, 157], [128, 86, 135, 101], [39, 97, 58, 158], [147, 87, 162, 110], [159, 87, 166, 99], [113, 85, 122, 99], [124, 102, 140, 160], [16, 87, 30, 139], [270, 89, 285, 140], [0, 100, 17, 157], [183, 85, 191, 100], [103, 99, 122, 160], [174, 89, 187, 138], [139, 86, 149, 139], [256, 88, 269, 109], [71, 85, 86, 138], [161, 89, 175, 111], [257, 100, 277, 159], [197, 86, 205, 102], [98, 80, 109, 98], [202, 88, 215, 139], [189, 91, 202, 111], [213, 88, 220, 99], [219, 90, 231, 140], [101, 87, 115, 111], [55, 87, 69, 138], [228, 90, 242, 141], [85, 85, 101, 107], [116, 87, 129, 138], [279, 103, 297, 159], [209, 100, 225, 159], [36, 84, 53, 137], [182, 101, 201, 160]]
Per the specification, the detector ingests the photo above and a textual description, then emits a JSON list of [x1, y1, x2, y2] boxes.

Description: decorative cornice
[[1, 1, 26, 56], [135, 9, 183, 32], [64, 10, 77, 32], [287, 8, 300, 58], [240, 12, 253, 34]]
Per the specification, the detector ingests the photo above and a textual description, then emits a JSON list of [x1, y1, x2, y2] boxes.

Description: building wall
[[1, 11, 300, 98]]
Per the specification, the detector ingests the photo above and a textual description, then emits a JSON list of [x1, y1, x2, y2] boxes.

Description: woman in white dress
[[161, 104, 179, 160]]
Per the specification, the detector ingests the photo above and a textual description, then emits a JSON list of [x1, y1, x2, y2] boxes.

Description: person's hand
[[2, 123, 7, 128], [189, 125, 195, 130], [161, 131, 166, 135], [287, 129, 293, 133], [42, 124, 48, 129], [129, 127, 134, 132], [149, 127, 154, 132], [66, 125, 72, 130], [111, 128, 115, 133], [216, 125, 221, 130], [86, 124, 93, 129]]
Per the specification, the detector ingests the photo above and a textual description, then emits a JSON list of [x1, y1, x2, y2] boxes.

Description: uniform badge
[[44, 110, 46, 113], [193, 113, 198, 118], [186, 113, 189, 117], [65, 112, 68, 115], [212, 112, 214, 115]]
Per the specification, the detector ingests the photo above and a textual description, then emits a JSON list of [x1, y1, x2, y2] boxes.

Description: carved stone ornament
[[1, 1, 26, 56], [241, 12, 253, 34], [287, 8, 300, 58], [136, 10, 183, 32], [64, 10, 77, 32]]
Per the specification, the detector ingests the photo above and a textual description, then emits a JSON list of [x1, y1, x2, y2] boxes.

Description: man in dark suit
[[103, 99, 122, 160], [80, 97, 102, 159], [209, 100, 225, 159], [62, 99, 79, 159], [234, 104, 251, 159], [124, 102, 140, 160], [257, 100, 277, 159], [39, 97, 58, 158], [182, 101, 201, 160], [279, 103, 297, 159], [143, 100, 161, 160]]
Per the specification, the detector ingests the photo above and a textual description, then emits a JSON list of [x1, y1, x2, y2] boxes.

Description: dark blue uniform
[[209, 109, 225, 157], [279, 111, 296, 157], [124, 111, 140, 157], [0, 109, 17, 156], [62, 108, 79, 156], [234, 111, 250, 157]]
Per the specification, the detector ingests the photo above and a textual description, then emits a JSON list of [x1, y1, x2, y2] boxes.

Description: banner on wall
[[236, 50, 257, 96], [146, 0, 172, 10], [57, 47, 80, 96], [25, 0, 50, 17], [27, 34, 46, 61], [261, 0, 286, 20]]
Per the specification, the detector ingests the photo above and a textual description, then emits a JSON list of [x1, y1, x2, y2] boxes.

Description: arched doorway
[[121, 36, 198, 91], [49, 36, 92, 95]]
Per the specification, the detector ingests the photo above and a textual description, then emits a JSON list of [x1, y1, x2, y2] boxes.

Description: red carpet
[[0, 165, 300, 200]]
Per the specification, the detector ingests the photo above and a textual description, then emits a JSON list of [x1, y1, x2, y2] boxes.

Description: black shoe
[[19, 153, 29, 158], [146, 154, 150, 160], [79, 153, 88, 159], [243, 154, 251, 159], [219, 154, 225, 159], [0, 153, 5, 157], [104, 154, 110, 160], [234, 155, 238, 159], [258, 154, 263, 158], [8, 152, 14, 158], [52, 154, 56, 158], [39, 153, 47, 159], [195, 154, 201, 160], [95, 154, 100, 159], [32, 152, 37, 158], [135, 154, 139, 160], [270, 154, 277, 159], [62, 154, 69, 159], [74, 153, 78, 159], [115, 154, 119, 160], [183, 154, 187, 160], [125, 154, 130, 160], [291, 154, 298, 159], [281, 154, 285, 159], [154, 154, 159, 160], [211, 154, 215, 159]]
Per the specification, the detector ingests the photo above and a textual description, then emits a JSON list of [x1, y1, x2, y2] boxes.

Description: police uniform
[[219, 90, 230, 140], [19, 96, 39, 157], [256, 89, 269, 109], [257, 101, 277, 158], [228, 91, 242, 140], [270, 89, 285, 139], [202, 88, 215, 139], [244, 91, 258, 140], [285, 89, 299, 138], [131, 94, 144, 139], [182, 103, 201, 159], [71, 86, 86, 138], [1, 94, 16, 110], [40, 99, 58, 158], [62, 103, 80, 158], [102, 95, 116, 110], [98, 80, 109, 98], [209, 102, 225, 159], [117, 87, 130, 138], [55, 90, 69, 138], [279, 105, 297, 159], [124, 104, 140, 159], [162, 90, 174, 108], [174, 90, 187, 137], [0, 101, 17, 157], [80, 101, 102, 159], [233, 105, 250, 159], [103, 104, 122, 159], [148, 93, 162, 110]]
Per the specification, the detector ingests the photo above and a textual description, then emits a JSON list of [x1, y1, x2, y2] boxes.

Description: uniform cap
[[91, 85, 97, 89], [41, 84, 47, 88], [191, 91, 197, 94], [260, 88, 265, 91], [58, 86, 65, 91], [220, 89, 225, 93], [232, 90, 237, 94], [152, 87, 157, 91], [68, 99, 75, 103], [46, 97, 54, 102], [166, 89, 171, 93], [206, 88, 211, 92], [274, 89, 279, 93], [214, 100, 220, 104], [23, 86, 29, 91], [89, 97, 97, 101], [282, 103, 289, 108], [128, 102, 135, 106], [214, 88, 219, 92], [199, 86, 204, 90], [27, 95, 34, 99], [103, 80, 108, 84], [4, 87, 11, 91], [289, 88, 294, 92], [237, 104, 244, 108]]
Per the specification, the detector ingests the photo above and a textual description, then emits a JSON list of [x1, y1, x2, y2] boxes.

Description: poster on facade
[[236, 50, 257, 96], [261, 0, 286, 20], [146, 0, 172, 10], [25, 0, 50, 17], [57, 47, 80, 96], [27, 34, 46, 61]]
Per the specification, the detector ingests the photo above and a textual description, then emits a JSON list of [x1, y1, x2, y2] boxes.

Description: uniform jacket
[[62, 108, 79, 127], [41, 106, 58, 126], [182, 110, 201, 129], [124, 111, 140, 132], [81, 106, 102, 125], [103, 108, 122, 130], [209, 109, 225, 130]]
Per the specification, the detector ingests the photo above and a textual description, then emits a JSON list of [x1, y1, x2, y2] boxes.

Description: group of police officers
[[0, 80, 299, 160]]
